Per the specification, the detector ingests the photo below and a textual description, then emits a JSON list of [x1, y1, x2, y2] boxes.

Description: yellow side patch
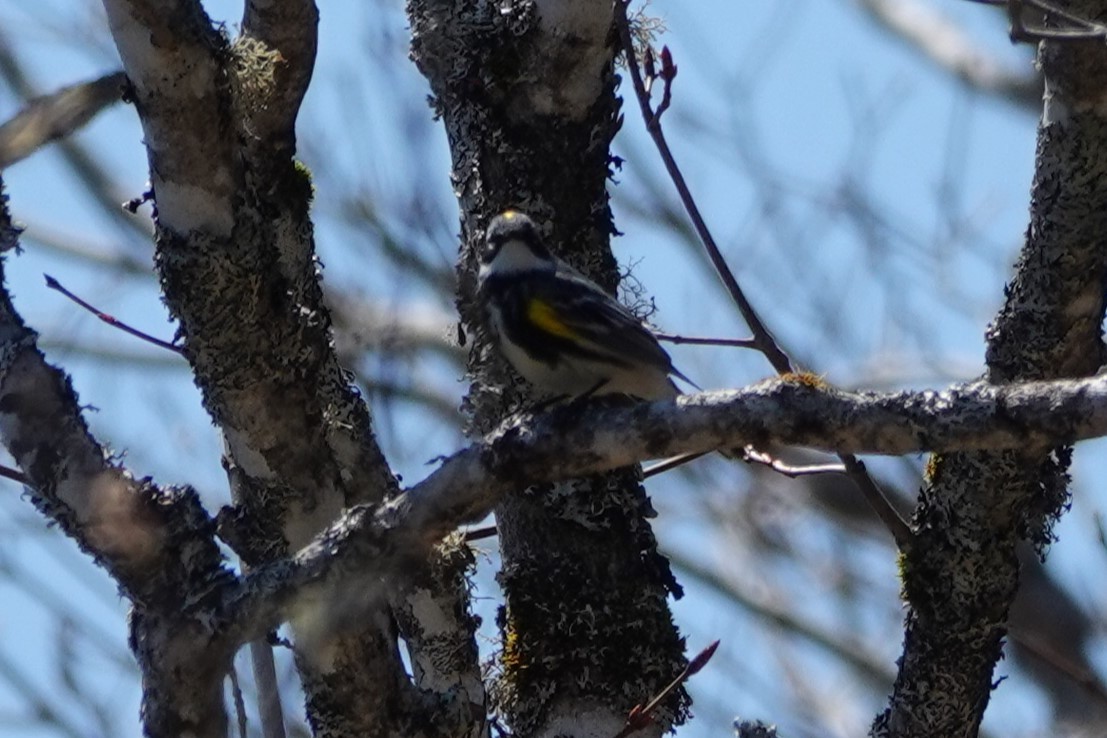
[[527, 298, 579, 340]]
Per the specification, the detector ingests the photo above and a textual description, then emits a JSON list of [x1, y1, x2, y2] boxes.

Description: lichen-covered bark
[[389, 537, 487, 738], [226, 369, 1107, 656], [0, 175, 235, 738], [407, 1, 690, 735], [873, 4, 1107, 735], [98, 1, 428, 735]]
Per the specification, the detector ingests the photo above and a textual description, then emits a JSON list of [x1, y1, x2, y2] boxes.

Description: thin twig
[[741, 447, 847, 478], [642, 451, 708, 478], [463, 524, 498, 542], [0, 650, 87, 738], [0, 463, 30, 486], [612, 640, 720, 738], [841, 456, 912, 550], [1008, 626, 1107, 706], [615, 2, 790, 374], [670, 551, 894, 689], [43, 274, 183, 355], [1020, 0, 1106, 33], [614, 0, 913, 550], [1000, 0, 1107, 42], [250, 640, 287, 738], [228, 662, 249, 738], [654, 332, 757, 349]]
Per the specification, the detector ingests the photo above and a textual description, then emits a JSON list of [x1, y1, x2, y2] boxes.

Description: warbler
[[477, 210, 695, 400]]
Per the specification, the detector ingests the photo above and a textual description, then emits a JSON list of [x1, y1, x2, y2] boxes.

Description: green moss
[[292, 160, 315, 203], [924, 453, 943, 484], [780, 371, 828, 389]]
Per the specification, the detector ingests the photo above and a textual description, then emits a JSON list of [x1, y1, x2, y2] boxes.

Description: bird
[[476, 209, 696, 401]]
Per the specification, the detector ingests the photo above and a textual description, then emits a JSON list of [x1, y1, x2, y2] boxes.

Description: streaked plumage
[[477, 210, 694, 400]]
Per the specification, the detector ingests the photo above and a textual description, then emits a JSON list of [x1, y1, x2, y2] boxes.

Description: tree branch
[[855, 0, 1040, 112], [100, 2, 416, 735], [239, 0, 318, 152], [224, 371, 1107, 646], [99, 0, 236, 237], [875, 4, 1107, 733], [0, 174, 234, 738], [0, 71, 126, 168]]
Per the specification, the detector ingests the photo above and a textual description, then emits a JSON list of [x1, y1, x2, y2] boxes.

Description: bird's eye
[[482, 236, 502, 261]]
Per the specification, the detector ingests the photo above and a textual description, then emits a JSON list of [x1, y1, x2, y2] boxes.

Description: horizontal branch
[[223, 372, 1107, 644]]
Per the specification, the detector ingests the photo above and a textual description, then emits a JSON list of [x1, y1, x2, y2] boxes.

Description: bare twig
[[614, 2, 790, 374], [614, 0, 912, 550], [1008, 626, 1107, 706], [0, 650, 87, 738], [43, 274, 183, 355], [22, 224, 151, 275], [856, 0, 1039, 111], [654, 332, 757, 349], [228, 663, 248, 738], [462, 524, 498, 542], [645, 447, 846, 480], [0, 463, 30, 486], [996, 0, 1107, 42], [669, 551, 895, 689], [0, 49, 146, 240], [741, 447, 847, 479], [0, 71, 126, 168], [642, 451, 707, 478], [841, 456, 913, 550], [613, 640, 719, 738], [249, 639, 286, 738]]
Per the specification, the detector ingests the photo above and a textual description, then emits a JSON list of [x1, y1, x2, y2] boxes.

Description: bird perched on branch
[[477, 209, 695, 401]]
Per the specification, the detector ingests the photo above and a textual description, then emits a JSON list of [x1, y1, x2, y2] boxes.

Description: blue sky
[[2, 1, 1099, 736]]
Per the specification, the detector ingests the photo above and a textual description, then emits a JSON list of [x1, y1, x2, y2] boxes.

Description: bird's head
[[479, 210, 556, 278]]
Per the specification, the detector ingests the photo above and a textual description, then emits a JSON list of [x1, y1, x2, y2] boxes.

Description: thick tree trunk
[[407, 1, 690, 736], [97, 1, 482, 735], [873, 2, 1107, 735]]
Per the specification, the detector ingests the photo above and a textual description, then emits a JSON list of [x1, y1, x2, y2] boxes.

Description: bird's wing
[[524, 271, 677, 372]]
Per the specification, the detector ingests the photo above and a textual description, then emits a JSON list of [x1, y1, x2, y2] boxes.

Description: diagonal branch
[[101, 3, 425, 736], [615, 0, 911, 548], [223, 371, 1107, 647], [855, 0, 1040, 112], [0, 71, 126, 168], [239, 0, 318, 152], [0, 174, 234, 738]]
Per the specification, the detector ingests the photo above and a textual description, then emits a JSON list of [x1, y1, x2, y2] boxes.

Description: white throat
[[480, 239, 555, 280]]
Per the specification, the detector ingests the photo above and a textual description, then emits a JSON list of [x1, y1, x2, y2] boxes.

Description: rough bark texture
[[873, 3, 1107, 735], [97, 1, 463, 736], [389, 536, 487, 738], [406, 1, 690, 735], [223, 369, 1107, 652], [0, 176, 235, 737], [7, 1, 1107, 736]]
